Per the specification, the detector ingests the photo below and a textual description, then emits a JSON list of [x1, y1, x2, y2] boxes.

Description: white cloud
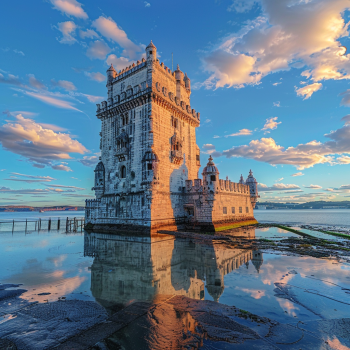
[[0, 73, 22, 86], [291, 172, 304, 177], [92, 16, 142, 59], [69, 92, 103, 103], [228, 0, 258, 13], [10, 173, 56, 180], [272, 82, 281, 86], [0, 114, 88, 169], [295, 83, 322, 99], [106, 54, 131, 71], [57, 21, 77, 45], [262, 117, 281, 131], [45, 184, 84, 190], [305, 184, 322, 189], [273, 101, 280, 107], [51, 79, 77, 91], [84, 71, 105, 82], [337, 155, 350, 164], [202, 0, 350, 91], [79, 29, 98, 39], [204, 119, 211, 123], [144, 1, 151, 7], [217, 118, 350, 169], [23, 90, 82, 111], [50, 0, 88, 19], [275, 177, 284, 182], [51, 163, 72, 171], [86, 40, 111, 60], [225, 128, 253, 137]]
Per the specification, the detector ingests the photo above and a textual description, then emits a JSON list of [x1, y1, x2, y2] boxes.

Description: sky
[[1, 0, 350, 206]]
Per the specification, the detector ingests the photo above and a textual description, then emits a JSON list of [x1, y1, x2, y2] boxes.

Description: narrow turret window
[[121, 166, 126, 178], [210, 175, 216, 181]]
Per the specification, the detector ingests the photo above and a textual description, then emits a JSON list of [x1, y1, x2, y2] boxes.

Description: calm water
[[1, 226, 349, 326], [0, 210, 85, 221], [255, 209, 350, 228]]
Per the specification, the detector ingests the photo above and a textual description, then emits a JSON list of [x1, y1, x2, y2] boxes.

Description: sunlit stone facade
[[85, 42, 259, 232]]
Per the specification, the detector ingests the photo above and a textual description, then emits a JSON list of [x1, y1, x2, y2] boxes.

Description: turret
[[239, 174, 245, 185], [251, 250, 263, 273], [245, 169, 259, 207], [202, 155, 219, 192], [146, 40, 157, 62], [184, 73, 191, 91], [93, 160, 105, 199], [106, 64, 117, 84]]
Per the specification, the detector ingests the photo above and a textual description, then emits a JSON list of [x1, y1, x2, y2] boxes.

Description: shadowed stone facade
[[85, 42, 259, 232]]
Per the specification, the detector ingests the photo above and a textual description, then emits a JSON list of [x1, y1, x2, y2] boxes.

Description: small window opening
[[223, 207, 227, 214], [147, 163, 153, 170], [210, 175, 216, 181], [121, 166, 126, 178]]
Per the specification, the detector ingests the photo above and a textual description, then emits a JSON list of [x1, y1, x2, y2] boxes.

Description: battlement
[[185, 179, 250, 194]]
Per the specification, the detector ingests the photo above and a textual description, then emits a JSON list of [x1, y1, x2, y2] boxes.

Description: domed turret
[[175, 64, 184, 82], [146, 40, 157, 61], [246, 169, 259, 207], [202, 156, 219, 192], [251, 250, 263, 273]]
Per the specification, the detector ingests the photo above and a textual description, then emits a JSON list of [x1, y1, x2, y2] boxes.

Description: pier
[[0, 217, 85, 233]]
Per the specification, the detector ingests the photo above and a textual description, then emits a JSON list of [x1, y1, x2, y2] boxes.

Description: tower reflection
[[84, 228, 262, 312]]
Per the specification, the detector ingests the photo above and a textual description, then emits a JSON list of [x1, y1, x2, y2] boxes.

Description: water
[[0, 210, 85, 221], [255, 209, 350, 228], [1, 226, 349, 324]]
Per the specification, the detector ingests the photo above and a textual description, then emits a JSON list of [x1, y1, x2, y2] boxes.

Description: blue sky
[[1, 0, 350, 206]]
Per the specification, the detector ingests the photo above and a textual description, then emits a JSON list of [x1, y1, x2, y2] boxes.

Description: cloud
[[291, 172, 304, 177], [225, 128, 253, 137], [202, 0, 350, 90], [228, 0, 258, 13], [218, 118, 350, 169], [295, 83, 322, 99], [272, 82, 281, 86], [204, 119, 211, 123], [0, 73, 22, 86], [78, 155, 99, 167], [28, 74, 46, 90], [273, 101, 280, 107], [57, 21, 77, 45], [258, 183, 300, 191], [51, 164, 72, 171], [86, 40, 111, 60], [262, 117, 281, 131], [144, 1, 151, 7], [0, 114, 88, 169], [69, 92, 103, 103], [337, 155, 350, 163], [84, 71, 105, 82], [5, 173, 56, 183], [79, 29, 99, 39], [50, 0, 88, 19], [44, 184, 84, 190], [106, 54, 131, 71], [305, 184, 322, 189], [92, 16, 142, 59], [51, 79, 77, 91], [0, 187, 50, 195], [275, 177, 284, 182], [22, 90, 82, 111], [341, 115, 350, 125]]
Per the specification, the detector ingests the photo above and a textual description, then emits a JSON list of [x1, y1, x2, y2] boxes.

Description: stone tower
[[85, 42, 258, 233]]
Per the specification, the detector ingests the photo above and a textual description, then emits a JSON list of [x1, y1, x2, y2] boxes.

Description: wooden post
[[48, 218, 51, 231], [35, 221, 37, 231], [66, 217, 69, 232], [73, 217, 76, 232], [12, 219, 14, 233], [57, 218, 60, 230], [39, 218, 41, 231], [25, 219, 27, 233]]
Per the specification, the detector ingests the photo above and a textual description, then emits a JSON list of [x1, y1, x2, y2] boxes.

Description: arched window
[[121, 166, 126, 178]]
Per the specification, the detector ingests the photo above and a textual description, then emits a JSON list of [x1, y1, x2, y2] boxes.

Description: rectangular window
[[223, 207, 227, 214], [231, 207, 235, 214], [239, 207, 242, 213], [196, 154, 200, 161], [147, 163, 153, 170], [210, 175, 216, 181], [246, 207, 249, 213]]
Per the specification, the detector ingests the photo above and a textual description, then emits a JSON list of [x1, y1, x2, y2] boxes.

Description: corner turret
[[106, 64, 117, 83], [146, 40, 157, 62], [184, 73, 191, 91], [245, 169, 259, 207]]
